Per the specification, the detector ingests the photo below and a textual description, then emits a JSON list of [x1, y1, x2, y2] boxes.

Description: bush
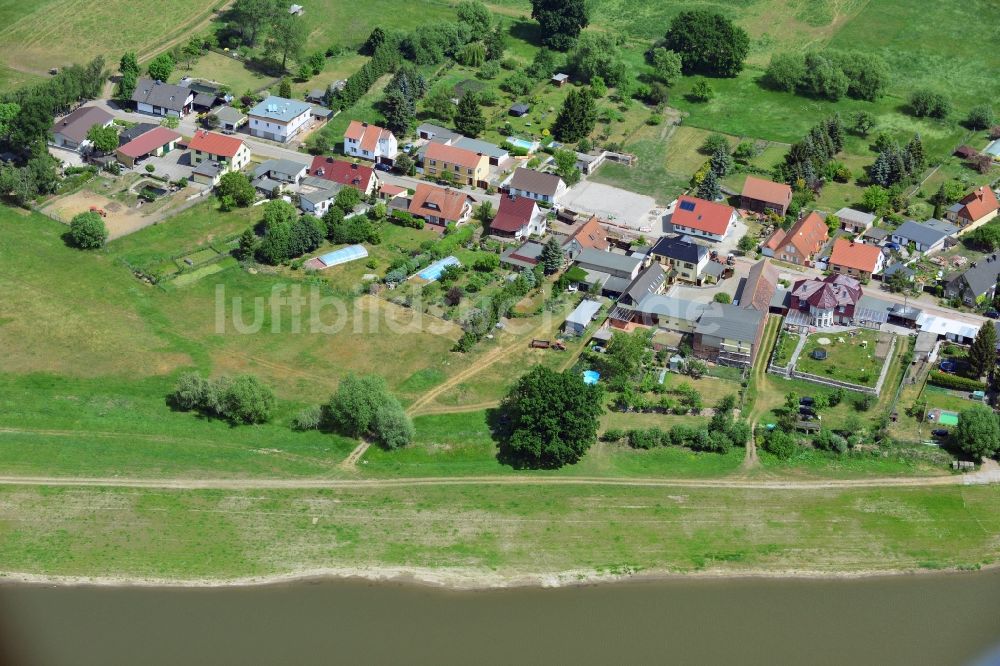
[[761, 430, 798, 459], [626, 428, 666, 449], [713, 292, 731, 303], [601, 428, 625, 442], [909, 90, 950, 119], [292, 405, 323, 431], [170, 373, 273, 424], [927, 371, 987, 392]]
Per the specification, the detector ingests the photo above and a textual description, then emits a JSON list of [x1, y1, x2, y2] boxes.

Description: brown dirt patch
[[42, 190, 147, 240]]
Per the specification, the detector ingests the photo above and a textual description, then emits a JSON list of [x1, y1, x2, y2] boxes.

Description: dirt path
[[339, 441, 371, 470], [0, 471, 988, 491]]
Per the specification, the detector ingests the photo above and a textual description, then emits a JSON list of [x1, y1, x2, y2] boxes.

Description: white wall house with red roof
[[343, 121, 398, 164], [664, 195, 739, 242], [187, 130, 251, 178]]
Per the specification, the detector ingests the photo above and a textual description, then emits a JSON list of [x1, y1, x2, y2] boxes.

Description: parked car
[[374, 163, 392, 172], [591, 345, 607, 354], [800, 397, 815, 406], [931, 428, 949, 438], [985, 310, 999, 319], [884, 242, 901, 251], [799, 406, 816, 416]]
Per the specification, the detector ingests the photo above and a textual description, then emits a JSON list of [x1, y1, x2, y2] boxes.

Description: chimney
[[351, 163, 357, 170]]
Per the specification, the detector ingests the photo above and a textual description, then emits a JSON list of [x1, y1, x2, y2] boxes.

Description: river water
[[2, 571, 1000, 665]]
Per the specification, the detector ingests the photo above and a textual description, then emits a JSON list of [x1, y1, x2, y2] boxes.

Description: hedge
[[927, 371, 987, 392]]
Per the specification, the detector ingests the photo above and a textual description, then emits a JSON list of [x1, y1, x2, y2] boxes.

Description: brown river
[[1, 570, 999, 665]]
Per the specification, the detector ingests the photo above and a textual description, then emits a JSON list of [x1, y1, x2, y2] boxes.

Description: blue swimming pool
[[417, 256, 461, 281], [507, 137, 536, 151], [582, 370, 600, 385]]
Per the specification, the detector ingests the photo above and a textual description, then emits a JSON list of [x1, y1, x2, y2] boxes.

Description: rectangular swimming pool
[[417, 256, 461, 281]]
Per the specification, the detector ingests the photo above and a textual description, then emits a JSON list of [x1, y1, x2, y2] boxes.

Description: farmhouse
[[308, 156, 378, 195], [131, 78, 194, 117], [490, 194, 547, 240], [944, 186, 999, 228], [944, 254, 1000, 306], [423, 142, 489, 187], [187, 130, 250, 185], [51, 105, 113, 151], [343, 120, 398, 164], [664, 195, 738, 242], [829, 238, 885, 280], [836, 207, 877, 234], [889, 219, 957, 254], [115, 126, 182, 168], [507, 168, 567, 206], [649, 235, 710, 284], [761, 211, 828, 266], [740, 176, 792, 216], [248, 96, 312, 143], [408, 183, 473, 226]]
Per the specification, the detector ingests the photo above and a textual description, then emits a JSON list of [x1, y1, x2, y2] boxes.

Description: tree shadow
[[509, 19, 543, 48]]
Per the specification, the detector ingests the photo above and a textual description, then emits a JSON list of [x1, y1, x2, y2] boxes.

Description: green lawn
[[795, 329, 887, 387], [1, 482, 997, 580], [173, 51, 275, 94], [772, 330, 799, 366]]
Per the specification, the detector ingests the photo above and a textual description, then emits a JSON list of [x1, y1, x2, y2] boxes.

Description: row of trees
[[764, 51, 889, 101], [772, 114, 846, 189], [171, 372, 276, 424]]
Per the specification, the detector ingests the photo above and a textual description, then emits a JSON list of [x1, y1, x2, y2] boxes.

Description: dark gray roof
[[622, 263, 666, 303], [694, 304, 762, 344], [253, 158, 308, 179], [253, 176, 283, 192], [574, 248, 642, 274], [635, 294, 707, 320], [193, 91, 217, 107], [882, 263, 915, 279], [118, 122, 159, 146], [454, 137, 508, 159], [509, 103, 530, 114], [891, 219, 958, 247], [862, 227, 888, 241], [416, 123, 460, 141], [510, 168, 563, 196], [650, 234, 707, 264], [950, 255, 1000, 297], [52, 105, 114, 143], [193, 161, 221, 177], [131, 78, 192, 112], [603, 276, 632, 294], [213, 106, 247, 124]]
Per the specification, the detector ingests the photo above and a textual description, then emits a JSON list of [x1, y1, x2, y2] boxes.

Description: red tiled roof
[[345, 120, 392, 153], [672, 195, 736, 235], [491, 195, 538, 233], [958, 186, 999, 222], [776, 211, 828, 258], [187, 130, 245, 158], [565, 215, 610, 251], [763, 228, 785, 251], [425, 142, 484, 169], [741, 176, 792, 206], [117, 126, 182, 158], [408, 183, 470, 223], [309, 156, 374, 191], [830, 238, 882, 272], [380, 184, 406, 197], [344, 120, 366, 141]]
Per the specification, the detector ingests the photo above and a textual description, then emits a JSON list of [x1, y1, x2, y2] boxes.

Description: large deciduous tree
[[953, 405, 1000, 460], [147, 54, 174, 82], [530, 0, 589, 51], [455, 0, 493, 40], [86, 124, 119, 154], [663, 10, 749, 77], [267, 13, 307, 71], [499, 366, 604, 468], [216, 172, 256, 207], [327, 374, 414, 449], [68, 211, 107, 249]]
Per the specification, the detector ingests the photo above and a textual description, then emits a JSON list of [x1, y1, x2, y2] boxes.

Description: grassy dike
[[0, 483, 998, 584]]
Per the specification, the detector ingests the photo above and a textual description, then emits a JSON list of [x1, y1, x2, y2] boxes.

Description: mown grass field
[[1, 482, 997, 580]]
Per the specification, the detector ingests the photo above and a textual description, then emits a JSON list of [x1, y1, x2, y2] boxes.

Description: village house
[[212, 106, 248, 132], [423, 142, 489, 188], [944, 254, 1000, 306], [740, 176, 792, 217], [298, 176, 342, 217], [649, 235, 710, 284], [343, 120, 398, 164], [788, 274, 864, 328], [562, 215, 611, 258], [507, 168, 567, 206], [51, 105, 114, 152], [692, 303, 765, 368], [889, 219, 958, 254], [829, 238, 885, 280], [737, 259, 779, 313], [248, 96, 312, 143], [251, 158, 309, 195], [945, 186, 999, 228], [115, 126, 182, 168], [489, 194, 547, 240], [617, 263, 667, 307], [663, 195, 739, 242], [131, 78, 194, 118], [408, 183, 473, 226], [187, 130, 250, 186], [836, 207, 877, 234], [761, 211, 828, 266], [308, 156, 379, 195]]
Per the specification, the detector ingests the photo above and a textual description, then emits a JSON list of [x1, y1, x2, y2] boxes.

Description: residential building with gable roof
[[423, 142, 489, 187], [343, 120, 398, 164], [490, 194, 547, 239], [561, 215, 610, 258], [761, 211, 828, 266], [889, 219, 958, 254], [664, 195, 739, 242], [829, 238, 885, 280], [740, 176, 792, 216], [649, 235, 710, 283], [51, 105, 114, 151], [507, 168, 567, 205], [945, 186, 999, 228], [944, 253, 1000, 306], [115, 126, 182, 167], [789, 274, 864, 327], [248, 96, 312, 143], [131, 78, 194, 117], [408, 183, 473, 226], [308, 156, 379, 195], [187, 130, 251, 185]]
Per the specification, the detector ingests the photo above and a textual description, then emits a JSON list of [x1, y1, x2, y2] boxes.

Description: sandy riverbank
[[1, 561, 994, 591]]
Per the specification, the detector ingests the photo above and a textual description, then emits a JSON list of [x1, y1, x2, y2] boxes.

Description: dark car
[[800, 406, 816, 416], [800, 397, 814, 406], [800, 414, 816, 421], [931, 428, 949, 438], [985, 310, 999, 319], [374, 163, 392, 172]]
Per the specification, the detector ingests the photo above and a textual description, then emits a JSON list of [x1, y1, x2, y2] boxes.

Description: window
[[430, 160, 436, 166]]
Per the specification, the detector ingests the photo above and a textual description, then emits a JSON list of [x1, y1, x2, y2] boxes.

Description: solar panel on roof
[[679, 200, 696, 211]]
